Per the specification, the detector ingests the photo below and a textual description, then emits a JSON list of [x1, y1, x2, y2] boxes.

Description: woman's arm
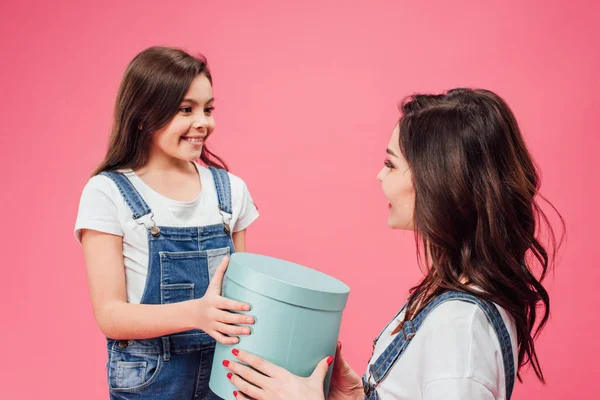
[[81, 229, 253, 343]]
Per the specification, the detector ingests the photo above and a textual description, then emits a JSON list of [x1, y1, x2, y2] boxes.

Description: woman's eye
[[205, 106, 215, 114], [180, 106, 193, 113], [384, 159, 394, 169]]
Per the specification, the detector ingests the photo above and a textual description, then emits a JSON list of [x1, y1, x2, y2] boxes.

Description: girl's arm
[[81, 229, 253, 342], [233, 229, 247, 252]]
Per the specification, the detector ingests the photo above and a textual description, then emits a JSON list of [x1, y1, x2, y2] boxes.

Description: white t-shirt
[[74, 162, 259, 304], [366, 301, 518, 400]]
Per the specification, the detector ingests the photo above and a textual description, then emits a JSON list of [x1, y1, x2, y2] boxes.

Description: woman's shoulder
[[415, 299, 516, 393], [420, 299, 513, 335]]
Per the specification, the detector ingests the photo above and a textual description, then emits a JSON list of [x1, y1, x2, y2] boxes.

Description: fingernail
[[227, 372, 233, 380], [338, 341, 342, 351], [222, 360, 230, 367], [233, 391, 238, 397], [232, 348, 239, 356], [246, 317, 254, 324], [327, 356, 333, 365]]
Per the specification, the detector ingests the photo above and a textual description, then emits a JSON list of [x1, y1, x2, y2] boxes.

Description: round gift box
[[209, 252, 350, 399]]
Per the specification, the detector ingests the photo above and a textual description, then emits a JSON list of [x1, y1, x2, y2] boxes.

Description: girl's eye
[[205, 106, 215, 114], [180, 106, 193, 113], [384, 159, 394, 169]]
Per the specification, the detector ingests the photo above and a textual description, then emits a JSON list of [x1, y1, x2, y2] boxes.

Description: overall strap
[[208, 167, 233, 234], [208, 167, 233, 214], [367, 291, 515, 399], [99, 171, 160, 236]]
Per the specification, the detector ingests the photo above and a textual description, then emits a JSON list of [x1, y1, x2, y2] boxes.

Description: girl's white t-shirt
[[366, 300, 518, 400], [74, 163, 259, 304]]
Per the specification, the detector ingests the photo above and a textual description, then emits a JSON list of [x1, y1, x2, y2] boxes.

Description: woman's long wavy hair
[[394, 88, 564, 382], [93, 46, 227, 176]]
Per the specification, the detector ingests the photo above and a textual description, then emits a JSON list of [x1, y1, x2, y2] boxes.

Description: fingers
[[334, 342, 352, 372], [219, 310, 255, 325], [207, 256, 229, 293], [226, 359, 269, 392], [215, 322, 251, 336], [233, 349, 283, 378], [232, 389, 250, 400], [214, 296, 251, 312], [310, 356, 333, 382], [335, 342, 344, 364], [229, 372, 265, 400], [211, 330, 240, 345]]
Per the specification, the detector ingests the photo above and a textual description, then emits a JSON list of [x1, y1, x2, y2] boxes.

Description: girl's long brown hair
[[93, 46, 227, 176], [394, 88, 564, 382]]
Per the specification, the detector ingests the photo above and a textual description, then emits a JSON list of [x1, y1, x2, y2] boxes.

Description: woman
[[220, 88, 563, 399]]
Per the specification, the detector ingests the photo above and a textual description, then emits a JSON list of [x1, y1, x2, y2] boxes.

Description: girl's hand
[[328, 342, 364, 400], [224, 349, 332, 400], [192, 257, 255, 344]]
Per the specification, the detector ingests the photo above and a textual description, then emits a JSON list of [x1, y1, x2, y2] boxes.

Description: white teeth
[[183, 137, 203, 143]]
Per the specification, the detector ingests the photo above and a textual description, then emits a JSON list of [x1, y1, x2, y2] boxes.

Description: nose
[[193, 113, 209, 130], [377, 167, 386, 182]]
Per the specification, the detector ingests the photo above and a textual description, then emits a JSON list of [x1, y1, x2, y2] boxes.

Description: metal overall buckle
[[363, 372, 377, 396], [139, 212, 161, 237], [218, 205, 231, 234], [402, 319, 416, 341]]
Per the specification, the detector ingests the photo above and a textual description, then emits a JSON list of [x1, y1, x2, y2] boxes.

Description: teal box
[[209, 253, 350, 399]]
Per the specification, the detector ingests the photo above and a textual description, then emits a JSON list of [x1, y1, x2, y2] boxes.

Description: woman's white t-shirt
[[74, 162, 259, 304], [366, 301, 518, 399]]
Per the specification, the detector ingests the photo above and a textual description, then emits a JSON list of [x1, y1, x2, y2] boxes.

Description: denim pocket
[[108, 349, 162, 392], [206, 247, 231, 282], [159, 247, 230, 304], [162, 283, 195, 304]]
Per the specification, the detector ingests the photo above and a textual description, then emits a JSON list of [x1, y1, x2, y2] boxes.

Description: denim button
[[118, 340, 129, 348], [150, 226, 161, 237]]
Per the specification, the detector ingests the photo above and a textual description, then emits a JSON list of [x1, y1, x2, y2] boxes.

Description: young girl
[[75, 46, 259, 399], [219, 88, 563, 400]]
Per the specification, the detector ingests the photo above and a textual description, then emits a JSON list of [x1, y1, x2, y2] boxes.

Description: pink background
[[1, 0, 598, 398]]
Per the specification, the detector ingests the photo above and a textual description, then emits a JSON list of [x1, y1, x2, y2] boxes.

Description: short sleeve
[[423, 378, 495, 400], [417, 302, 506, 399], [231, 176, 259, 232], [74, 176, 124, 243]]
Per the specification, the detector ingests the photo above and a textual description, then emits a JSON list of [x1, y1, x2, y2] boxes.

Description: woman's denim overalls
[[362, 291, 515, 399]]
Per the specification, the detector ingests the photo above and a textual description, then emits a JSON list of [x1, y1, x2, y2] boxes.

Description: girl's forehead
[[184, 75, 213, 99]]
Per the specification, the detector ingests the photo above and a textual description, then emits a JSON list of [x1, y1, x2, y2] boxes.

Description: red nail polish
[[232, 348, 239, 356], [227, 372, 233, 379], [327, 356, 333, 365], [222, 360, 230, 367], [233, 391, 238, 397]]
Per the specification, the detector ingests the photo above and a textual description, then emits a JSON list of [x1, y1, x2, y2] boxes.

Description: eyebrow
[[386, 148, 397, 156], [181, 97, 214, 105]]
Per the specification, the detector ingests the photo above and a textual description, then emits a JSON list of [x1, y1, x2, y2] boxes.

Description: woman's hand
[[192, 257, 255, 344], [328, 342, 364, 400], [224, 348, 333, 400]]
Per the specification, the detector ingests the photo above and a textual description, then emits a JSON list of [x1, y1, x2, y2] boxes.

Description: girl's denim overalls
[[101, 167, 234, 400]]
